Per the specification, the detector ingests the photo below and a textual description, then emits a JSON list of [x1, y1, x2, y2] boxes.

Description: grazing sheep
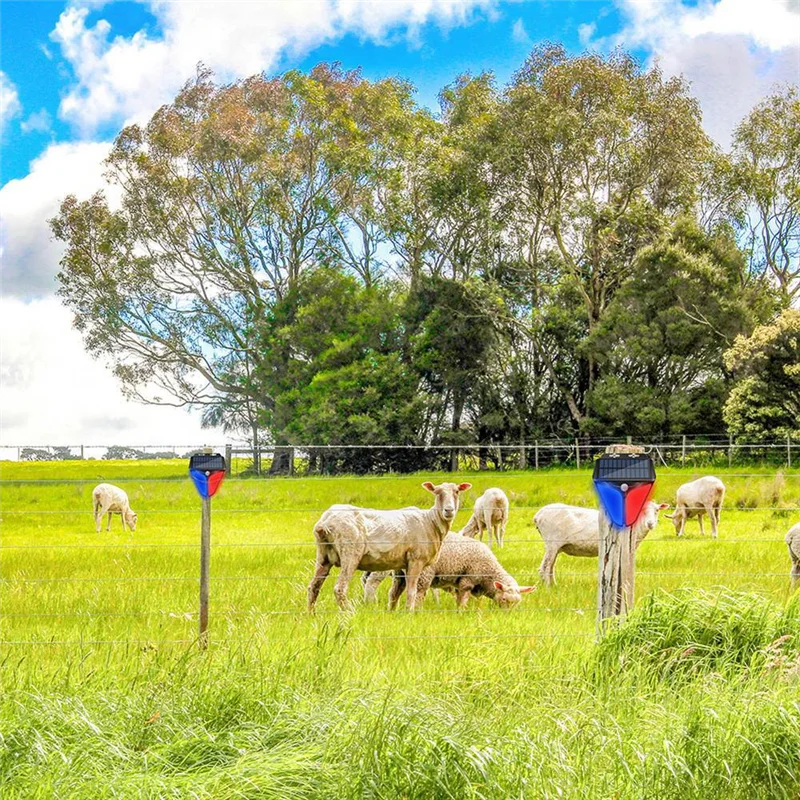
[[92, 483, 137, 532], [461, 487, 510, 548], [665, 476, 726, 538], [534, 501, 669, 586], [307, 481, 472, 612], [787, 523, 800, 587], [366, 532, 535, 609]]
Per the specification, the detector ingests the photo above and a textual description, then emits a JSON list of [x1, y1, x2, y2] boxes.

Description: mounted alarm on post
[[189, 451, 226, 499], [592, 451, 656, 529]]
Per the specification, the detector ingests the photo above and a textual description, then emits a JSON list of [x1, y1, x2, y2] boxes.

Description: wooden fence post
[[199, 494, 211, 649], [534, 440, 539, 470], [224, 444, 232, 475], [728, 435, 733, 468], [788, 436, 792, 469], [681, 435, 686, 467], [289, 446, 295, 476], [519, 438, 526, 470], [596, 444, 645, 635], [575, 438, 581, 469]]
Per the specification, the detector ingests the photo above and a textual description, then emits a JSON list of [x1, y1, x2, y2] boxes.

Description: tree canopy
[[51, 48, 796, 471]]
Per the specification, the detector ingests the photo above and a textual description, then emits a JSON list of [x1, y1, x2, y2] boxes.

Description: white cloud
[[0, 71, 22, 132], [612, 0, 800, 146], [578, 22, 596, 47], [0, 296, 210, 449], [0, 141, 111, 298], [512, 18, 531, 45], [20, 109, 53, 135], [51, 0, 496, 133]]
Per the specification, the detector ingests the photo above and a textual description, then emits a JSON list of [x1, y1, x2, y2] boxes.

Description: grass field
[[1, 460, 799, 798]]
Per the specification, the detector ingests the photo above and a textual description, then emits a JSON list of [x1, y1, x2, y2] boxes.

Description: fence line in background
[[2, 436, 797, 475]]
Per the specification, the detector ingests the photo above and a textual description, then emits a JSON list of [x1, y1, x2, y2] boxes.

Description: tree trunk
[[269, 445, 293, 475]]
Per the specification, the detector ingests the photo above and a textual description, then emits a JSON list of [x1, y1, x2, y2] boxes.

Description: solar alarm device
[[189, 452, 226, 499], [592, 452, 656, 529]]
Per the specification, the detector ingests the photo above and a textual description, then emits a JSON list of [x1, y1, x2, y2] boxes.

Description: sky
[[0, 0, 798, 451]]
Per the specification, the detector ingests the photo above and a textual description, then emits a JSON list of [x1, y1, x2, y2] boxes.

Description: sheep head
[[422, 481, 472, 523]]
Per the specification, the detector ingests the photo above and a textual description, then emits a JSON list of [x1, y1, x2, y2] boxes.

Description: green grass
[[1, 460, 799, 798]]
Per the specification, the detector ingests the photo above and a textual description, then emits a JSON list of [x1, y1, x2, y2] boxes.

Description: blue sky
[[0, 1, 636, 184], [0, 0, 797, 448]]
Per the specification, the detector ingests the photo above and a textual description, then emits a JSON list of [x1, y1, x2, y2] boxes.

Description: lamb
[[366, 532, 535, 609], [534, 501, 669, 586], [461, 487, 509, 548], [92, 483, 137, 532], [665, 476, 726, 538], [787, 522, 800, 587], [307, 481, 472, 612]]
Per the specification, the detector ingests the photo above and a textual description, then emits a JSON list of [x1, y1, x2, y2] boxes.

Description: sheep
[[364, 532, 535, 609], [665, 476, 726, 538], [92, 483, 137, 532], [787, 522, 800, 587], [307, 481, 472, 612], [534, 501, 669, 586], [461, 487, 509, 548]]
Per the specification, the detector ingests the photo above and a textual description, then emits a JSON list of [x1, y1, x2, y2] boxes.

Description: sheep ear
[[657, 503, 670, 510], [494, 581, 505, 591], [519, 586, 537, 594], [458, 483, 472, 492], [422, 482, 436, 493]]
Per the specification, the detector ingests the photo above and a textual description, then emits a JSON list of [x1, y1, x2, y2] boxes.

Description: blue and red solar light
[[592, 453, 656, 528], [189, 452, 226, 499]]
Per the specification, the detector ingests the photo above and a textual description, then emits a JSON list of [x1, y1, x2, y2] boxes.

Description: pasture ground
[[1, 460, 799, 798]]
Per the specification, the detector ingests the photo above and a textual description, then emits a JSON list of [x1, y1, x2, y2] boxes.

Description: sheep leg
[[332, 558, 357, 612], [455, 585, 472, 609], [106, 512, 112, 532], [498, 520, 507, 548], [707, 506, 718, 539], [677, 513, 686, 537], [388, 572, 407, 610], [416, 569, 434, 606], [121, 513, 127, 533], [94, 502, 103, 533], [307, 556, 332, 612], [363, 571, 386, 604], [791, 556, 800, 588], [698, 513, 705, 537], [404, 561, 425, 611], [538, 549, 557, 586]]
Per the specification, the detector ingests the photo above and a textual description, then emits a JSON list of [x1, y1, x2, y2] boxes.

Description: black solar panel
[[592, 453, 655, 484], [189, 453, 226, 473]]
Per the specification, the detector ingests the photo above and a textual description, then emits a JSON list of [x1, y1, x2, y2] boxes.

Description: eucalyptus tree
[[730, 87, 800, 304], [495, 45, 713, 426], [52, 65, 417, 458]]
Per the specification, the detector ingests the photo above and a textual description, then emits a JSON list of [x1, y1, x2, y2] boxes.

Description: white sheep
[[366, 532, 535, 609], [307, 481, 472, 612], [92, 483, 137, 532], [665, 476, 726, 538], [461, 487, 509, 548], [786, 522, 800, 587], [534, 501, 669, 586]]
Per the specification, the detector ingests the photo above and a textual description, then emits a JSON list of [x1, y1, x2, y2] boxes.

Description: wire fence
[[1, 465, 799, 649], [2, 435, 798, 474]]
